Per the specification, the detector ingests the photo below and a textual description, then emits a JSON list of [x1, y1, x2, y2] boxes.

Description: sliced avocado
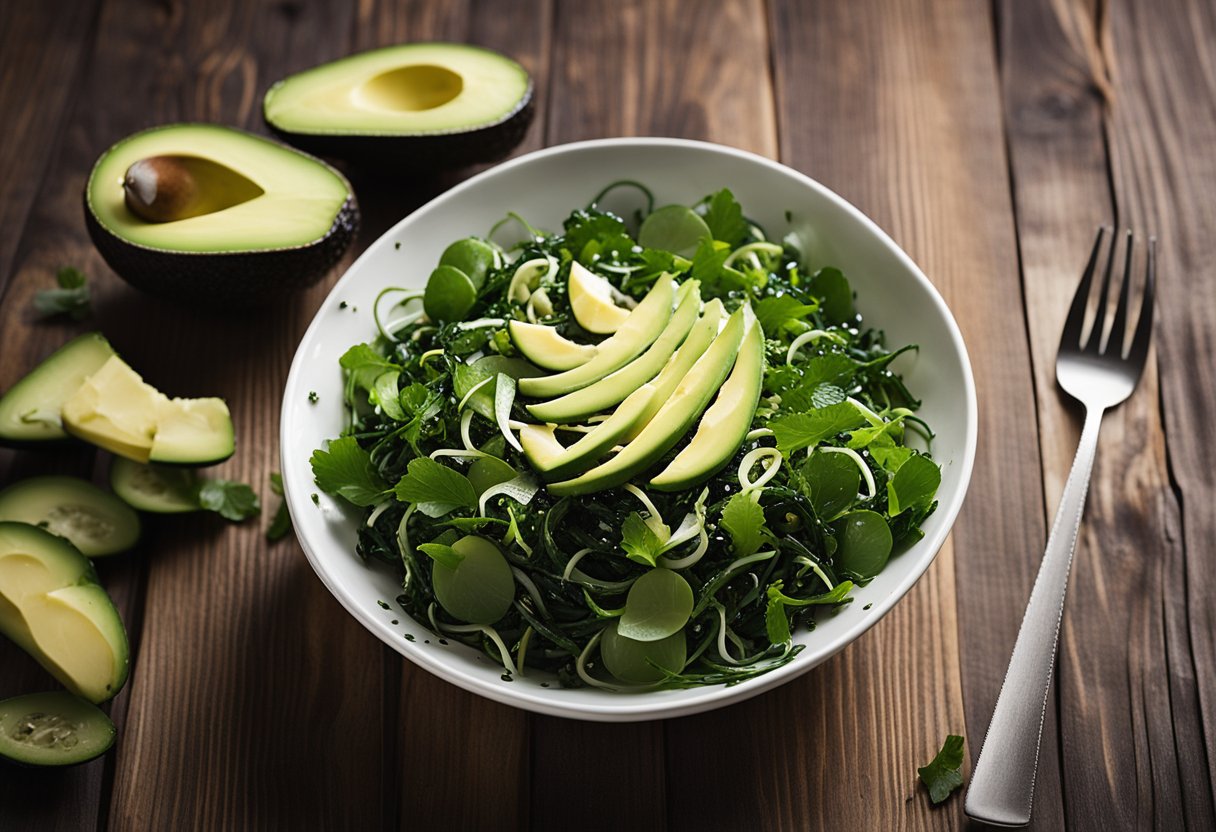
[[622, 299, 724, 442], [528, 282, 700, 423], [508, 320, 598, 371], [548, 309, 746, 496], [518, 276, 676, 399], [263, 44, 534, 170], [0, 522, 129, 703], [568, 262, 632, 334], [651, 308, 765, 491], [521, 384, 655, 481], [0, 476, 141, 557], [0, 333, 115, 445], [0, 692, 116, 767], [109, 458, 200, 514], [61, 355, 234, 466], [85, 124, 357, 307]]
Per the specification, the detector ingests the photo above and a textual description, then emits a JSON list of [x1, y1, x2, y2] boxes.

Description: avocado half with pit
[[84, 124, 358, 307], [263, 43, 534, 170]]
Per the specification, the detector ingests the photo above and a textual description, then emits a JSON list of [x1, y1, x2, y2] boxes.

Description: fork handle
[[965, 406, 1104, 827]]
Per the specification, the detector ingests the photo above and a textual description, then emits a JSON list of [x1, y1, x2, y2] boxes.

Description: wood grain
[[662, 0, 1047, 827], [997, 0, 1214, 828], [1102, 0, 1216, 824]]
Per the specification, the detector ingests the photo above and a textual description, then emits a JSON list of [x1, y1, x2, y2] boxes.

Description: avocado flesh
[[622, 299, 724, 442], [508, 320, 598, 371], [0, 333, 115, 444], [88, 124, 351, 253], [61, 356, 234, 466], [0, 523, 129, 703], [0, 476, 141, 557], [264, 43, 531, 137], [522, 384, 656, 481], [568, 262, 632, 334], [650, 310, 765, 491], [528, 282, 700, 423], [518, 276, 676, 399], [548, 309, 746, 496]]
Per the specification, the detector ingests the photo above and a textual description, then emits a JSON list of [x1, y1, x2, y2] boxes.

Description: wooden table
[[2, 0, 1213, 828]]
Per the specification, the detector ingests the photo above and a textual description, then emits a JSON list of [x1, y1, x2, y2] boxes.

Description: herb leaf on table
[[918, 734, 965, 804]]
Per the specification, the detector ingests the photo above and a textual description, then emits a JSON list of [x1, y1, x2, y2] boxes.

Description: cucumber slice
[[0, 476, 141, 557], [0, 522, 130, 703], [0, 333, 115, 444], [0, 692, 115, 766], [109, 458, 199, 513]]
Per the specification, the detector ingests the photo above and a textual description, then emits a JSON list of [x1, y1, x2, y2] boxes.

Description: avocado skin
[[84, 193, 359, 309], [264, 83, 535, 171]]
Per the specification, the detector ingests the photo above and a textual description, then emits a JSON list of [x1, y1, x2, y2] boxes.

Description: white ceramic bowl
[[281, 138, 977, 722]]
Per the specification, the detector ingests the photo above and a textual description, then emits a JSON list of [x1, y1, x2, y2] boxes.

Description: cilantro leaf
[[33, 267, 91, 321], [562, 210, 629, 263], [769, 403, 867, 455], [870, 443, 913, 473], [690, 238, 730, 285], [702, 189, 749, 247], [754, 295, 817, 336], [720, 490, 767, 556], [393, 457, 478, 518], [918, 735, 965, 804], [888, 454, 941, 516], [621, 511, 665, 566], [339, 344, 400, 392], [197, 480, 261, 522], [310, 436, 389, 506]]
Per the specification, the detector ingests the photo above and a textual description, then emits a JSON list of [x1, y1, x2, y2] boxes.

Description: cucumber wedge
[[0, 333, 115, 444], [0, 476, 141, 557], [109, 458, 200, 513], [0, 692, 116, 766]]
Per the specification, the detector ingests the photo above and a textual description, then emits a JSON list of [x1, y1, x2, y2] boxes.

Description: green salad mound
[[311, 184, 941, 689]]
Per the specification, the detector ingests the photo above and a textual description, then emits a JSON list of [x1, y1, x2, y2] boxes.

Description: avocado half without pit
[[263, 43, 534, 170], [84, 124, 358, 307]]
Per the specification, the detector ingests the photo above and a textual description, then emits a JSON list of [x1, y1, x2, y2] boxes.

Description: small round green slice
[[439, 238, 497, 289], [423, 265, 477, 323], [601, 619, 687, 684], [617, 568, 694, 642], [432, 535, 515, 625], [834, 510, 893, 579], [468, 456, 516, 496], [0, 692, 115, 767], [638, 205, 712, 258]]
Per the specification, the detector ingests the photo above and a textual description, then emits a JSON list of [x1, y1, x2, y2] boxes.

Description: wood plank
[[997, 0, 1213, 828], [17, 1, 397, 828], [537, 2, 775, 830], [0, 0, 100, 296], [346, 2, 551, 829], [663, 0, 1057, 828], [1101, 0, 1216, 824]]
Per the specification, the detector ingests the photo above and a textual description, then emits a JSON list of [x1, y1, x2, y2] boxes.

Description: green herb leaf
[[798, 451, 860, 521], [266, 472, 292, 541], [870, 443, 913, 473], [618, 568, 694, 641], [310, 435, 389, 506], [764, 579, 854, 643], [690, 238, 730, 286], [340, 344, 399, 392], [372, 371, 406, 421], [918, 735, 965, 804], [720, 490, 767, 556], [888, 454, 941, 516], [33, 267, 91, 320], [834, 510, 893, 579], [769, 403, 867, 455], [754, 295, 817, 335], [702, 189, 749, 248], [269, 472, 284, 496], [198, 480, 261, 522], [847, 418, 904, 450], [808, 267, 854, 324], [417, 542, 465, 571], [393, 457, 478, 518], [621, 511, 665, 567]]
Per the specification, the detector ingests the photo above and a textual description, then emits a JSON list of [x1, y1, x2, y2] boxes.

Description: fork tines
[[1061, 226, 1156, 363]]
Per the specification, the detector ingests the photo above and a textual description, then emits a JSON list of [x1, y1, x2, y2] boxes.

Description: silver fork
[[964, 228, 1156, 827]]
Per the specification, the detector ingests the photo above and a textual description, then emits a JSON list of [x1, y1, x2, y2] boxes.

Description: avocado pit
[[122, 155, 263, 223]]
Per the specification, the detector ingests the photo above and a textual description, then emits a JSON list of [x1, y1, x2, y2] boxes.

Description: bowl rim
[[281, 136, 978, 722]]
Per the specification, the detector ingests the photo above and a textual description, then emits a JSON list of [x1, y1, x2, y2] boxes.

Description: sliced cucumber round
[[0, 692, 115, 766], [0, 476, 141, 557], [109, 457, 199, 513]]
